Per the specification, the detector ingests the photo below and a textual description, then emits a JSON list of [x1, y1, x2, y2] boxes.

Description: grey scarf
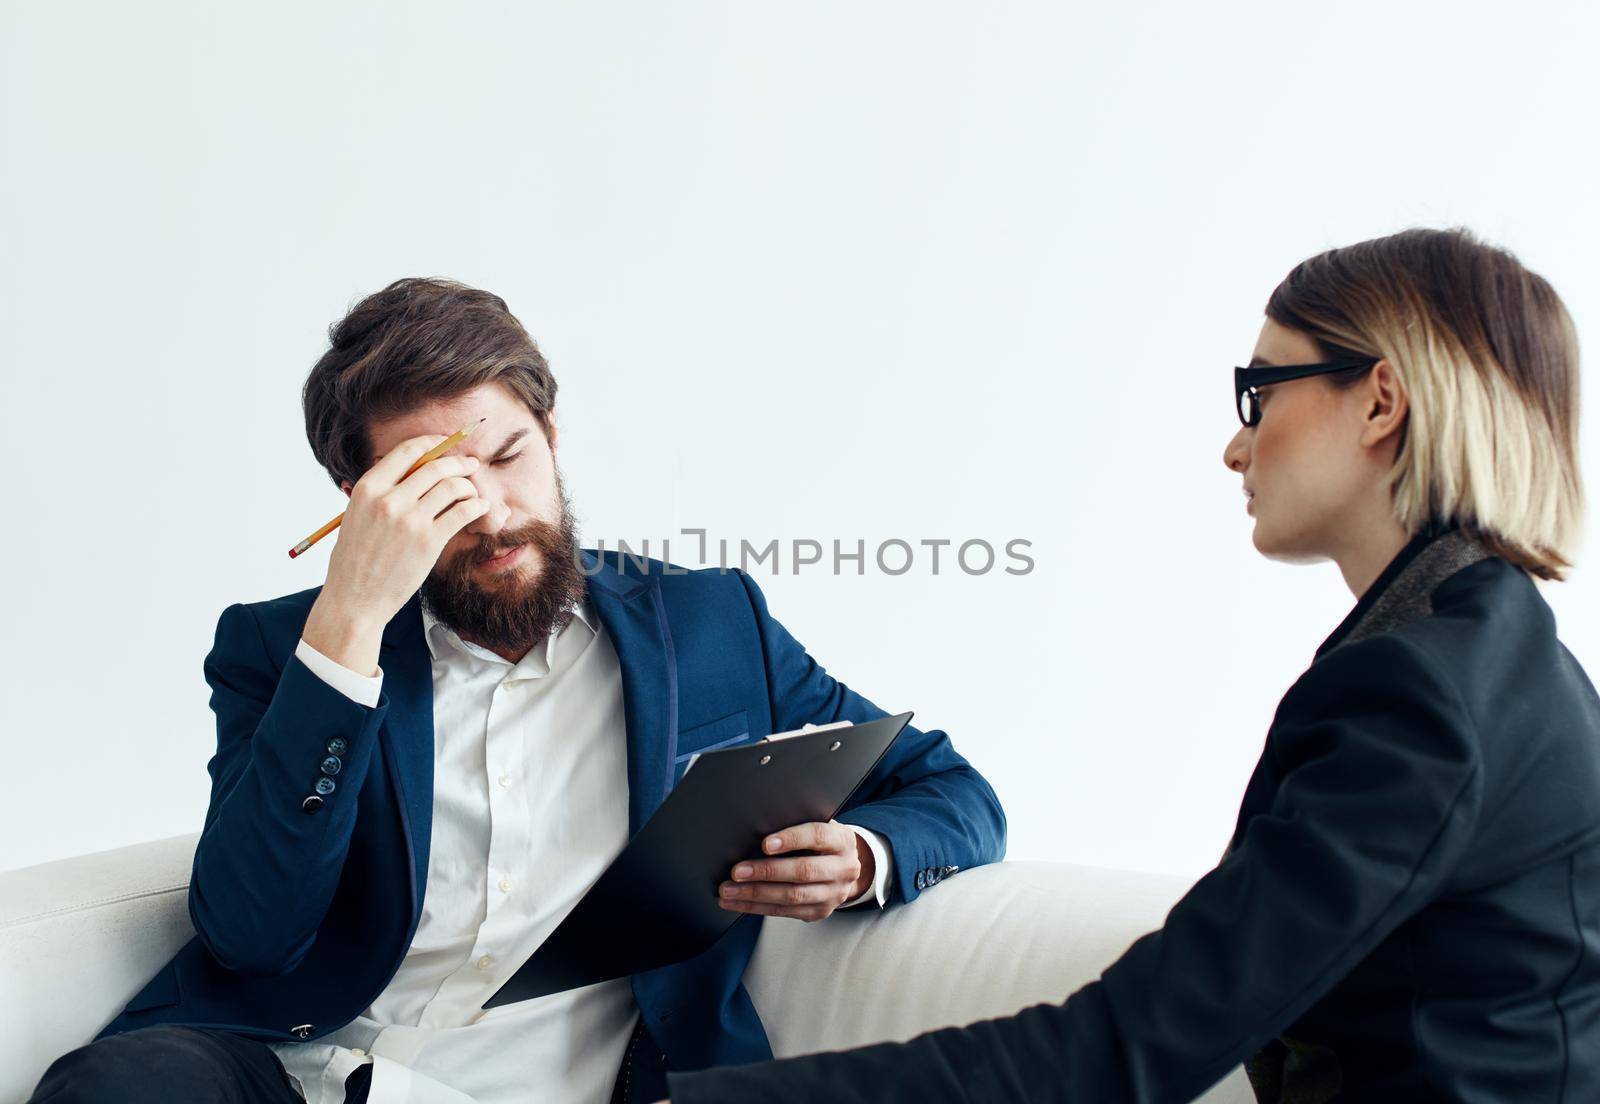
[[1340, 528, 1492, 649]]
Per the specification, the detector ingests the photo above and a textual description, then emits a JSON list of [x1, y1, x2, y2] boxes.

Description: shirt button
[[350, 1048, 365, 1057], [477, 955, 494, 971], [498, 878, 513, 893], [497, 774, 514, 788]]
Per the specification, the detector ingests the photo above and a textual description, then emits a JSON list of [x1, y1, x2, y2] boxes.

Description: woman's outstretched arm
[[665, 633, 1483, 1103]]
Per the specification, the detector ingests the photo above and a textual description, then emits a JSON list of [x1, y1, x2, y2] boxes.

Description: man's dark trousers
[[29, 1018, 669, 1102]]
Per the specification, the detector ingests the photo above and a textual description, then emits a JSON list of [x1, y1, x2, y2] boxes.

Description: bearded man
[[29, 278, 1007, 1104]]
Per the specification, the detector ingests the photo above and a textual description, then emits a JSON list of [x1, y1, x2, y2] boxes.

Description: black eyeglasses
[[1234, 357, 1380, 427]]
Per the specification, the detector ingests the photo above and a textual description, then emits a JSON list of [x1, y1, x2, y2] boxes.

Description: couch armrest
[[0, 833, 200, 1103], [744, 860, 1253, 1103]]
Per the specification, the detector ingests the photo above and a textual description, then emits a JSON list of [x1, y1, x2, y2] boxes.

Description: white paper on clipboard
[[680, 719, 854, 778]]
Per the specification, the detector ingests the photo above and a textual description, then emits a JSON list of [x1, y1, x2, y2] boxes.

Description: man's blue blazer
[[97, 550, 1007, 1072]]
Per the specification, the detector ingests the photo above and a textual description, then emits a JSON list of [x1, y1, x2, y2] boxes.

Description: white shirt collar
[[418, 595, 596, 675]]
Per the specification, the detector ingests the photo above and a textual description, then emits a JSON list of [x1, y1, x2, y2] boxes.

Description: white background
[[4, 2, 1598, 877]]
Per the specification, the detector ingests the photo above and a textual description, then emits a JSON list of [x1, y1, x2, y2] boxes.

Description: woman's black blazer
[[665, 525, 1600, 1103]]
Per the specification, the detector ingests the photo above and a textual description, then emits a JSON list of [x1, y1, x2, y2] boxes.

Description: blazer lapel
[[378, 590, 435, 909], [582, 550, 679, 837], [368, 554, 680, 901]]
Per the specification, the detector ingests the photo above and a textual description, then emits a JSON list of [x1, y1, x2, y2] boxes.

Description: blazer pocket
[[673, 710, 751, 764]]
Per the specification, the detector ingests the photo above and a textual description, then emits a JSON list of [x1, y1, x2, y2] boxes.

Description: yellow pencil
[[288, 418, 486, 559]]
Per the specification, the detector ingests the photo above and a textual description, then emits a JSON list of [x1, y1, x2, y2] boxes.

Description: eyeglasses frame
[[1234, 357, 1382, 427]]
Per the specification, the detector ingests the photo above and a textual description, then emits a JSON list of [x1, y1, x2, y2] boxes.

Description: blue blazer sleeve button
[[326, 738, 348, 756], [314, 776, 336, 796], [301, 795, 324, 813], [320, 755, 342, 776]]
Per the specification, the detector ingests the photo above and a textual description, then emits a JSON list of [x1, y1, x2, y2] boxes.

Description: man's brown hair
[[303, 277, 558, 491]]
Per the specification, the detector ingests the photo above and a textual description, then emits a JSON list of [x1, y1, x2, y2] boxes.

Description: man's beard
[[418, 473, 587, 657]]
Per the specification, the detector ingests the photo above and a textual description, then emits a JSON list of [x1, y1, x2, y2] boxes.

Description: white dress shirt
[[268, 597, 891, 1103]]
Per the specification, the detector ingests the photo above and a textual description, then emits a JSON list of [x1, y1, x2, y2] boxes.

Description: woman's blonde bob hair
[[1267, 226, 1584, 580]]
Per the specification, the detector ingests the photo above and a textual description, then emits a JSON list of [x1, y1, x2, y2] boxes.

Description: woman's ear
[[1359, 358, 1408, 450]]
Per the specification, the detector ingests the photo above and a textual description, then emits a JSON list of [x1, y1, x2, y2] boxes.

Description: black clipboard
[[482, 710, 912, 1007]]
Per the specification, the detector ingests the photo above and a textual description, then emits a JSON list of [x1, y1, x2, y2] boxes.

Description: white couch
[[0, 836, 1251, 1103]]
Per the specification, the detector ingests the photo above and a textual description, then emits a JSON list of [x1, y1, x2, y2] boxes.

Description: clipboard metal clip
[[681, 719, 855, 777]]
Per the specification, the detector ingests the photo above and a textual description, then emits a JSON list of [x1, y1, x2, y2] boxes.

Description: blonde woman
[[657, 228, 1600, 1103]]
